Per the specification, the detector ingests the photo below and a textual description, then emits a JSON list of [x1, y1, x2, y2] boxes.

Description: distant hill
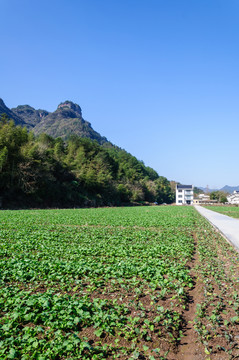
[[0, 99, 108, 144], [199, 185, 239, 194], [220, 185, 239, 194], [198, 186, 218, 193]]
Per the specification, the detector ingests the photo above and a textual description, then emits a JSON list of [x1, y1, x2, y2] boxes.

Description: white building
[[176, 184, 194, 205], [193, 195, 217, 205], [227, 191, 239, 204], [198, 194, 210, 201]]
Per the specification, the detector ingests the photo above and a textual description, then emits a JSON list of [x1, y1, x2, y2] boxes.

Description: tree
[[210, 191, 228, 203], [154, 176, 175, 204]]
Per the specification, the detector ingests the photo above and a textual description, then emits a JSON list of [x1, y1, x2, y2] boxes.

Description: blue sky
[[1, 0, 239, 188]]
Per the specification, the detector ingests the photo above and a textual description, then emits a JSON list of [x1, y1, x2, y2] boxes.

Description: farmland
[[1, 206, 239, 359], [204, 206, 239, 219]]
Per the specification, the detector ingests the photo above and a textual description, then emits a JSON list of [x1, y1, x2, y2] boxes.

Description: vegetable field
[[204, 206, 239, 219], [1, 206, 239, 359]]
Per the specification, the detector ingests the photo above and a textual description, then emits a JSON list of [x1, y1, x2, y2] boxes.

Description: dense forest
[[0, 114, 175, 208]]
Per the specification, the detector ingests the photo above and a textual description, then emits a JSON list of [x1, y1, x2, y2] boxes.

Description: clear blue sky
[[1, 0, 239, 188]]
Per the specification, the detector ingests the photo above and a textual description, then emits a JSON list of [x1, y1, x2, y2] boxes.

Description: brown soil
[[174, 233, 205, 360]]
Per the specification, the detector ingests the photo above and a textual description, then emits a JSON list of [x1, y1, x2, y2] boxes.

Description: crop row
[[0, 206, 197, 359], [1, 206, 239, 359]]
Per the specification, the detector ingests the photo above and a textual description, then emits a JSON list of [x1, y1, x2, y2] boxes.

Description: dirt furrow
[[175, 234, 204, 360]]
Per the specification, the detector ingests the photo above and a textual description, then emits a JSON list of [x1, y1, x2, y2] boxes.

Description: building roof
[[177, 184, 193, 189], [228, 193, 239, 199]]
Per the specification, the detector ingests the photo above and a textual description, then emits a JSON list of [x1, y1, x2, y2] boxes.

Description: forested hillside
[[0, 114, 174, 208]]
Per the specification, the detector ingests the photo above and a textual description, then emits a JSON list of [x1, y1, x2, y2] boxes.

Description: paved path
[[194, 205, 239, 251]]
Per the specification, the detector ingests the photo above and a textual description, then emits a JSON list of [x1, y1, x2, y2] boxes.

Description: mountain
[[0, 98, 107, 144], [220, 185, 239, 194], [198, 185, 239, 194], [32, 101, 108, 143], [11, 105, 49, 130], [198, 186, 218, 193], [0, 99, 26, 126]]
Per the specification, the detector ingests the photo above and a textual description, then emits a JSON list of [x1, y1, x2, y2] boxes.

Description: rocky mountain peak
[[11, 104, 49, 128], [57, 101, 82, 116], [0, 98, 107, 144]]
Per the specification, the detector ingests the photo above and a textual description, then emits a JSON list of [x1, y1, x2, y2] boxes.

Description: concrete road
[[194, 205, 239, 251]]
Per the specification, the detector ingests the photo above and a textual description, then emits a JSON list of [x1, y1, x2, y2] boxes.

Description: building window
[[178, 200, 182, 203], [178, 195, 182, 198], [178, 190, 182, 192]]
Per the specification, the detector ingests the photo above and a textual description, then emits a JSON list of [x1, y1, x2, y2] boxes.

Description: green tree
[[155, 176, 175, 204], [210, 191, 228, 203]]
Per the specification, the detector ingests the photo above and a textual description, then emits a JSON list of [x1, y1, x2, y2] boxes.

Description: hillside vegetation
[[0, 114, 174, 208]]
